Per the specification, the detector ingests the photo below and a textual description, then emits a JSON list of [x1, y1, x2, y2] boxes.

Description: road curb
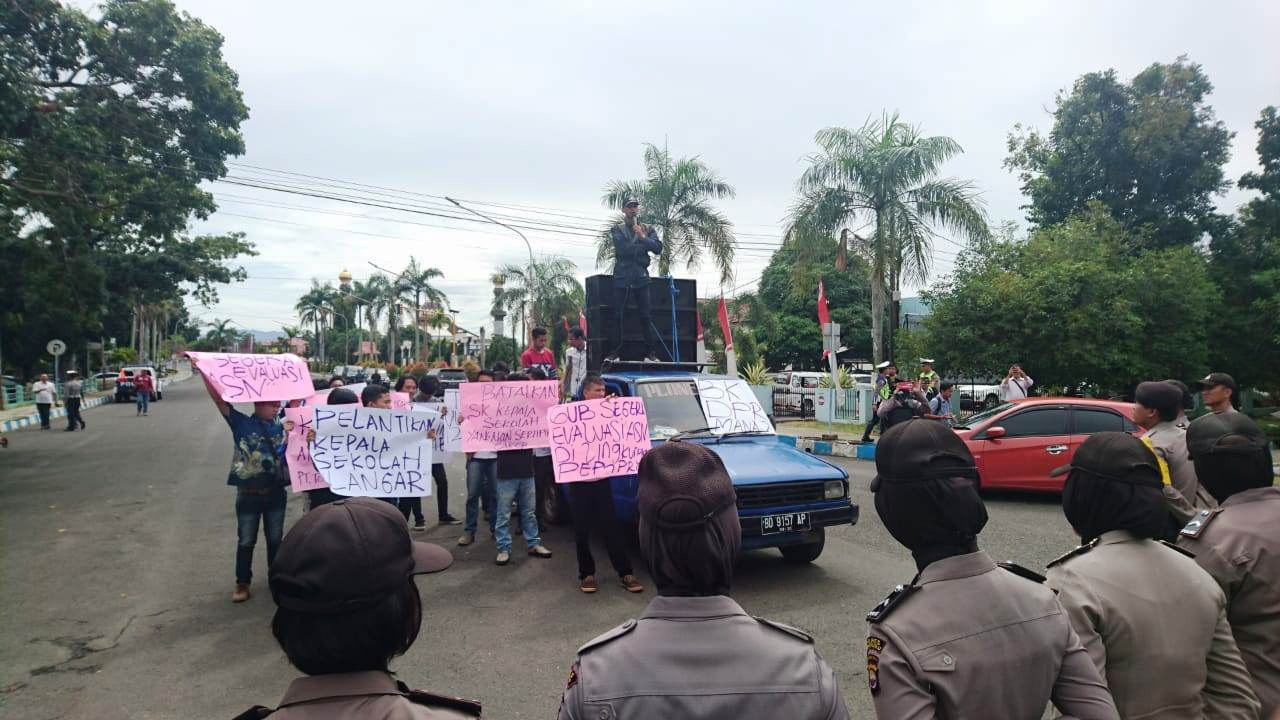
[[779, 434, 875, 461], [1, 371, 192, 433]]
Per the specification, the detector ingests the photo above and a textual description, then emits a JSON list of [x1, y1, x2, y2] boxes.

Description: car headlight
[[824, 480, 845, 499]]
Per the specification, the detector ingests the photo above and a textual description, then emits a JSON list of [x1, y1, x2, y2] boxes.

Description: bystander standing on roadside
[[569, 373, 643, 594], [925, 382, 955, 427], [134, 368, 154, 416], [31, 373, 57, 430], [62, 371, 85, 431], [191, 356, 288, 604], [521, 327, 558, 378], [999, 363, 1034, 401], [562, 327, 588, 401]]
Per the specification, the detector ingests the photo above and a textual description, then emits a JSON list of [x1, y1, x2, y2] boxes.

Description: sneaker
[[529, 545, 552, 558], [619, 575, 645, 593], [439, 514, 463, 525], [495, 551, 511, 566], [412, 521, 426, 532], [579, 576, 599, 594], [457, 533, 474, 547], [232, 583, 250, 603]]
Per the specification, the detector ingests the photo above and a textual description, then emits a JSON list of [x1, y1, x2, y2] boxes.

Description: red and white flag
[[562, 317, 571, 333], [818, 279, 831, 359], [717, 296, 733, 352], [578, 309, 588, 336], [696, 312, 705, 342]]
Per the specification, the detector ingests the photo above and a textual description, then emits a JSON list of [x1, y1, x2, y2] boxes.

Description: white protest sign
[[442, 389, 463, 453], [411, 402, 452, 461], [695, 377, 775, 435], [310, 405, 434, 497]]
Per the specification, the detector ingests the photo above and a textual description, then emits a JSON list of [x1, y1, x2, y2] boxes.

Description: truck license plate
[[761, 512, 810, 535]]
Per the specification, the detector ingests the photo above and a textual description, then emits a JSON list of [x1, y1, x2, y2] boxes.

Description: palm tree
[[493, 256, 584, 343], [598, 143, 738, 285], [787, 113, 989, 363], [204, 318, 237, 352], [397, 257, 447, 363], [296, 280, 338, 364], [349, 276, 388, 363]]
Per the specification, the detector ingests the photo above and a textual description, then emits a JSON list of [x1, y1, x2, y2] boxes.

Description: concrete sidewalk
[[0, 368, 193, 434]]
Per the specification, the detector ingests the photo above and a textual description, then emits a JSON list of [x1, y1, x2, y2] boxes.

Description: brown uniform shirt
[[1179, 486, 1280, 718], [1046, 530, 1259, 719], [267, 671, 480, 719], [1146, 421, 1216, 524], [865, 551, 1119, 720], [557, 595, 848, 720]]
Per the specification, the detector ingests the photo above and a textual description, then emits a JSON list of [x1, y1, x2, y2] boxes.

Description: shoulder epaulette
[[1047, 537, 1100, 569], [998, 561, 1047, 583], [577, 618, 637, 654], [403, 689, 482, 717], [753, 616, 814, 643], [1159, 539, 1197, 558], [231, 707, 273, 720], [1180, 508, 1220, 539], [867, 583, 918, 624]]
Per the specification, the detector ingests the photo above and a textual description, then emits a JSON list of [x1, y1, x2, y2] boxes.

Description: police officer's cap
[[1049, 432, 1161, 486], [637, 442, 736, 531], [871, 419, 977, 491], [919, 358, 934, 364], [1194, 372, 1238, 395], [875, 361, 892, 370], [269, 498, 453, 615]]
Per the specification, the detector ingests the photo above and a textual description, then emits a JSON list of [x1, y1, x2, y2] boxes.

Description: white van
[[774, 371, 826, 414]]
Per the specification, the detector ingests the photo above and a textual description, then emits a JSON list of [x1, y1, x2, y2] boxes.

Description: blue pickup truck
[[544, 369, 858, 563]]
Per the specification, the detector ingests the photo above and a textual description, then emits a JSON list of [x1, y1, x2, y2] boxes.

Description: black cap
[[1187, 411, 1269, 459], [1134, 381, 1182, 415], [1049, 432, 1162, 486], [872, 418, 976, 489], [1196, 372, 1238, 394], [637, 442, 736, 530], [269, 498, 452, 615], [622, 197, 640, 208]]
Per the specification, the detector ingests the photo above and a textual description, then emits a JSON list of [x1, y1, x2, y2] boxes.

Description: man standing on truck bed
[[607, 197, 662, 363]]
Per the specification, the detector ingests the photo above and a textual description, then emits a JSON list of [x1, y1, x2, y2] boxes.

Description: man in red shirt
[[520, 327, 558, 378]]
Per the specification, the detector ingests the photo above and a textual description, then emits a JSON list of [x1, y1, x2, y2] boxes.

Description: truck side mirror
[[985, 426, 1007, 440]]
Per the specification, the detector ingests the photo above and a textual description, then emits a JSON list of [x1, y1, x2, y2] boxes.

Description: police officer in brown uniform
[[234, 498, 481, 720], [1178, 412, 1280, 718], [556, 442, 849, 720], [1134, 381, 1216, 528], [1045, 432, 1259, 719], [865, 419, 1119, 720]]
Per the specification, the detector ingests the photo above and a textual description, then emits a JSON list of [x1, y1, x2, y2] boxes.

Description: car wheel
[[543, 484, 572, 526], [779, 528, 825, 564], [802, 398, 814, 414]]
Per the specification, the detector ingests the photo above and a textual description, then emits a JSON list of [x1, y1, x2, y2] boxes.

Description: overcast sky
[[121, 0, 1278, 337]]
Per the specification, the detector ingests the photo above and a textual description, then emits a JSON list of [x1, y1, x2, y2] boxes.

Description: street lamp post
[[446, 197, 535, 346]]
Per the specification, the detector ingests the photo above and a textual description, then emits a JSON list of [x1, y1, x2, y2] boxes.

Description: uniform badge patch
[[565, 661, 578, 690], [867, 636, 885, 694]]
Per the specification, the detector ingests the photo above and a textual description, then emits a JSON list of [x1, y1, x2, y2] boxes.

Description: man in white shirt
[[562, 328, 588, 401], [31, 373, 57, 430], [999, 364, 1034, 401]]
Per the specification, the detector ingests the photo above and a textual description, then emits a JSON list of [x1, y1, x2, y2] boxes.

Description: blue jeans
[[136, 391, 150, 414], [464, 458, 497, 535], [494, 476, 540, 553], [235, 488, 286, 584]]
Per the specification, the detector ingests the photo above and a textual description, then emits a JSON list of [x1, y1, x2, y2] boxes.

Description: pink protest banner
[[547, 397, 651, 483], [283, 407, 327, 493], [391, 391, 411, 411], [459, 380, 560, 452], [187, 352, 314, 402]]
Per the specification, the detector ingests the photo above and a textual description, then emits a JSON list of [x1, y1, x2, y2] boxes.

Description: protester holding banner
[[298, 387, 359, 511], [493, 374, 553, 566], [567, 374, 642, 594], [409, 376, 461, 529], [247, 497, 481, 719], [528, 368, 556, 532], [458, 369, 498, 547], [191, 355, 290, 604], [394, 375, 427, 529]]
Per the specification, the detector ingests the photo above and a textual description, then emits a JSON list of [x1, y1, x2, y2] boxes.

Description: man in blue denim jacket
[[608, 198, 663, 362]]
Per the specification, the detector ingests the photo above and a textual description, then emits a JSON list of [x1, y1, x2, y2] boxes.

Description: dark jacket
[[611, 222, 662, 288], [496, 448, 534, 479]]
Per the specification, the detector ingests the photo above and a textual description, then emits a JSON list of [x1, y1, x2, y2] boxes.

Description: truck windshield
[[636, 380, 710, 439]]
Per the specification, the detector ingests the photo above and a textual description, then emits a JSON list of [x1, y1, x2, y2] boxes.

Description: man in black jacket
[[609, 198, 663, 362]]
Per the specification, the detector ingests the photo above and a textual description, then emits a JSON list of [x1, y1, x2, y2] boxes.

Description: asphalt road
[[0, 376, 1080, 720]]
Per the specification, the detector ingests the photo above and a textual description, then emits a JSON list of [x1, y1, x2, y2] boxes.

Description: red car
[[952, 398, 1140, 492]]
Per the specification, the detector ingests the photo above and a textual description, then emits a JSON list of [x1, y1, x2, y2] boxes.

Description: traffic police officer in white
[[556, 441, 848, 720], [1045, 431, 1259, 719], [865, 419, 1119, 719]]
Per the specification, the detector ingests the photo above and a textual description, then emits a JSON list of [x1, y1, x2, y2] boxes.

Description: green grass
[[776, 419, 867, 438]]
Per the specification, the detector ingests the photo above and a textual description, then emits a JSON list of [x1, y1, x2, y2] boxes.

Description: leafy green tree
[[788, 113, 989, 364], [485, 336, 518, 370], [759, 238, 874, 362], [1006, 56, 1232, 248], [921, 206, 1219, 392], [599, 143, 737, 284], [1209, 106, 1280, 393]]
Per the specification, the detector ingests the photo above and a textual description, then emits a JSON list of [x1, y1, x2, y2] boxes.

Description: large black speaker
[[585, 275, 697, 368]]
